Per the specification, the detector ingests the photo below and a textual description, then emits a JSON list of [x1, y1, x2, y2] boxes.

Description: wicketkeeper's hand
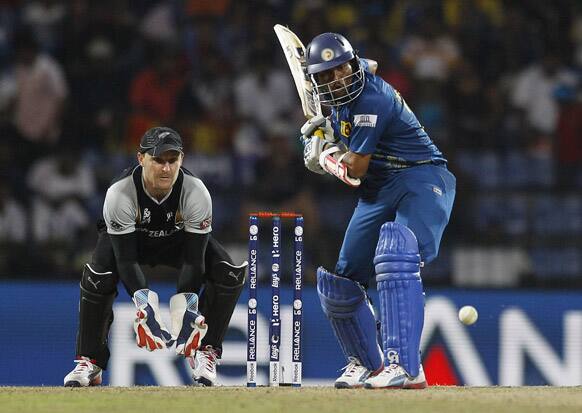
[[170, 292, 208, 357], [132, 289, 174, 351]]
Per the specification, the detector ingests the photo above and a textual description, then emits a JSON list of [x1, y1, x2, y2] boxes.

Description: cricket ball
[[458, 305, 478, 325]]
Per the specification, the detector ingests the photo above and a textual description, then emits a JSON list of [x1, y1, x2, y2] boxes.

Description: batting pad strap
[[375, 222, 424, 377], [374, 254, 420, 280], [317, 267, 383, 371]]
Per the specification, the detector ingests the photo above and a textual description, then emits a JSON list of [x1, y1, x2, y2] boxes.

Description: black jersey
[[102, 166, 212, 260]]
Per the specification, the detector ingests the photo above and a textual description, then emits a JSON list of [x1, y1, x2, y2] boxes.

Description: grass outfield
[[1, 386, 582, 413]]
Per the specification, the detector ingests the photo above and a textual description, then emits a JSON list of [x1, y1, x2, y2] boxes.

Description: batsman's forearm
[[342, 151, 371, 178]]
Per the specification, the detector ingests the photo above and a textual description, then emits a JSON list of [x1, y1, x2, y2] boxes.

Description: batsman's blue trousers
[[335, 164, 456, 285]]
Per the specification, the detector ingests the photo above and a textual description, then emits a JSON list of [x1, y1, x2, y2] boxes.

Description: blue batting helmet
[[305, 32, 364, 106], [306, 32, 356, 75]]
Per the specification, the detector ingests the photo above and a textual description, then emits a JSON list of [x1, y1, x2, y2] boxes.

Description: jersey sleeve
[[103, 179, 138, 235], [181, 176, 213, 234], [348, 88, 394, 155]]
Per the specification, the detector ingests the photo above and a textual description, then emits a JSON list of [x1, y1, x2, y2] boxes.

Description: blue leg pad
[[317, 267, 383, 371], [374, 222, 424, 377]]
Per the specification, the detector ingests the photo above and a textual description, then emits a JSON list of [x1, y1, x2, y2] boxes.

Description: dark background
[[0, 0, 580, 289]]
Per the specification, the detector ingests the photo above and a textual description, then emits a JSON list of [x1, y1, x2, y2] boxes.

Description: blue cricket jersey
[[330, 61, 446, 189]]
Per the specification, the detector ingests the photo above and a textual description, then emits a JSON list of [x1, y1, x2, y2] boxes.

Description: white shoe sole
[[64, 373, 102, 387]]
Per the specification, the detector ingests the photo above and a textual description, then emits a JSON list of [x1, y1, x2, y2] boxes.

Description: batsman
[[294, 32, 456, 388], [64, 127, 247, 387]]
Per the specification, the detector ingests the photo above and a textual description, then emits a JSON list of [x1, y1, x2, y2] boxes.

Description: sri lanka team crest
[[340, 121, 351, 138]]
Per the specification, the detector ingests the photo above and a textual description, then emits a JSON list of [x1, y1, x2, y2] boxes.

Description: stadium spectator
[[127, 43, 188, 150], [233, 50, 297, 131], [26, 146, 96, 244], [510, 51, 578, 136], [9, 27, 68, 161], [400, 16, 460, 84]]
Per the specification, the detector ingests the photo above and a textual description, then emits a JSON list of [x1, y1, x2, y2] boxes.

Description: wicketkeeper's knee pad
[[317, 267, 383, 371], [200, 260, 248, 351], [81, 263, 118, 295], [375, 222, 424, 377], [207, 260, 247, 287]]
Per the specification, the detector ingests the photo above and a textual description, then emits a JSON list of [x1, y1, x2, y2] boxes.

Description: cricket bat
[[273, 24, 322, 119]]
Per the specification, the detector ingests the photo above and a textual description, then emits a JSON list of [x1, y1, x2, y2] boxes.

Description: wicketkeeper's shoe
[[334, 357, 382, 389], [63, 357, 103, 387], [364, 363, 427, 389], [188, 345, 220, 387]]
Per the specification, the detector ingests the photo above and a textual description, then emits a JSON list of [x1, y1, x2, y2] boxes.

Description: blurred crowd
[[0, 0, 580, 287]]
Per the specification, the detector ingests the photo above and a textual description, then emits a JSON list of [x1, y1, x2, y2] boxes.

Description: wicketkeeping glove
[[132, 289, 174, 351], [170, 292, 208, 357]]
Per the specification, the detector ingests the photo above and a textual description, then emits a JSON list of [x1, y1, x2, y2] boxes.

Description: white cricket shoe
[[63, 357, 103, 387], [364, 364, 427, 389], [335, 357, 381, 389], [188, 345, 220, 386]]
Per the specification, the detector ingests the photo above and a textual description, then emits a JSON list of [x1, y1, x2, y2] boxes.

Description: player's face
[[316, 62, 353, 98], [138, 150, 183, 198]]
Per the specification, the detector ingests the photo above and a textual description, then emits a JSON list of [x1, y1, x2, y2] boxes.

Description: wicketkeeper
[[64, 127, 247, 387]]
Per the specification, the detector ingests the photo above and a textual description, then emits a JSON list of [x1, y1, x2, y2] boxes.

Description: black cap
[[139, 127, 183, 156]]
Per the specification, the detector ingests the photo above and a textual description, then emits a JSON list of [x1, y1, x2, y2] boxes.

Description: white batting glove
[[170, 292, 208, 357], [132, 289, 174, 351], [300, 115, 337, 144], [302, 134, 328, 174]]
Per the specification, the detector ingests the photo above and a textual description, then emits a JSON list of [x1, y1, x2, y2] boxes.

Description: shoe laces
[[384, 363, 405, 376], [197, 346, 220, 371], [341, 357, 365, 377], [72, 357, 97, 373]]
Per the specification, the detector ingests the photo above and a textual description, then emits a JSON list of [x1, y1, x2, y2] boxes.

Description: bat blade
[[274, 24, 321, 119]]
